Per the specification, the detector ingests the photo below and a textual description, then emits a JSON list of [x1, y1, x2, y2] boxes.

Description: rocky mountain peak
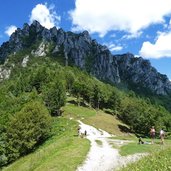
[[0, 21, 171, 95]]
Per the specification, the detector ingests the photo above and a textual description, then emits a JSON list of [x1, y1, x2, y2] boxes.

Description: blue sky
[[0, 0, 171, 79]]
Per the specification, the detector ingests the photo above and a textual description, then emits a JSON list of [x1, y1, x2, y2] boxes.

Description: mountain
[[0, 20, 171, 95]]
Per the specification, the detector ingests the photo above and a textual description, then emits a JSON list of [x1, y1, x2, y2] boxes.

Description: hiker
[[160, 129, 165, 144], [78, 126, 81, 136], [150, 126, 155, 144], [138, 137, 144, 144], [84, 130, 87, 136]]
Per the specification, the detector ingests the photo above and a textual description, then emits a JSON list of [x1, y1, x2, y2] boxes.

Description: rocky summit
[[0, 20, 171, 95]]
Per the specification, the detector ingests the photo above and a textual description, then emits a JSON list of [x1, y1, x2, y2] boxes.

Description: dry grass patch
[[84, 110, 130, 136]]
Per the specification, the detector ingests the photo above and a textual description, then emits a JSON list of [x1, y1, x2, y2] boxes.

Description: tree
[[43, 79, 66, 116], [107, 90, 121, 113], [4, 101, 52, 163], [65, 70, 75, 93], [71, 80, 82, 106]]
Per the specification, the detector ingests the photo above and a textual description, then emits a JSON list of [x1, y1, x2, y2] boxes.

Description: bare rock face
[[21, 55, 29, 67], [0, 66, 11, 81], [31, 42, 46, 57], [0, 21, 171, 95], [115, 53, 171, 95]]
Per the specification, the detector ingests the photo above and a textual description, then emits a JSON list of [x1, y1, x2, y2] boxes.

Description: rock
[[115, 53, 171, 95], [31, 42, 46, 57], [0, 67, 11, 81], [22, 55, 29, 67]]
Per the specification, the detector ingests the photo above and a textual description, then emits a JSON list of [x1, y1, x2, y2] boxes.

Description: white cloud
[[29, 3, 61, 29], [69, 0, 171, 37], [110, 34, 116, 38], [5, 25, 17, 36], [122, 31, 143, 40], [139, 31, 171, 58], [105, 42, 123, 52]]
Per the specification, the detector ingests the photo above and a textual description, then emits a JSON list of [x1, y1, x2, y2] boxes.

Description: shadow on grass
[[67, 100, 89, 108], [118, 124, 132, 133], [103, 109, 114, 115]]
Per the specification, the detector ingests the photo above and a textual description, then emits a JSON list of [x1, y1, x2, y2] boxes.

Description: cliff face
[[115, 53, 171, 95], [0, 21, 171, 95]]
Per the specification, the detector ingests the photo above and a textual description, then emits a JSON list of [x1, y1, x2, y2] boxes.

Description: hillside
[[0, 53, 171, 168], [2, 101, 171, 171], [1, 97, 133, 171]]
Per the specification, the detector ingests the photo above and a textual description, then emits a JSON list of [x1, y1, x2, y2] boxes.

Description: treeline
[[0, 54, 171, 166]]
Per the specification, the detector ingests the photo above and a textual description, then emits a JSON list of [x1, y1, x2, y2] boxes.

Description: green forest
[[1, 50, 171, 167]]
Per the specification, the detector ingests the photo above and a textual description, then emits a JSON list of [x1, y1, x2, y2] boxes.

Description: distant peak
[[124, 52, 134, 58], [31, 20, 41, 27]]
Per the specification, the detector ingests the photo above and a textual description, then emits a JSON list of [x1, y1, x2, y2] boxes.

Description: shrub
[[4, 101, 52, 163]]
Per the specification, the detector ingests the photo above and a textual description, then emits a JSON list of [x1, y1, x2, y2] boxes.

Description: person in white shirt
[[160, 129, 165, 144]]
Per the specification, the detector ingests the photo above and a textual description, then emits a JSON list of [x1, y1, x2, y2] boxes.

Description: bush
[[3, 101, 52, 164]]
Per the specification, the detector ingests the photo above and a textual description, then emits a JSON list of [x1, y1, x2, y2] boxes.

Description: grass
[[118, 138, 171, 171], [120, 147, 171, 171], [84, 110, 131, 136], [64, 98, 131, 136], [2, 117, 90, 171], [63, 103, 96, 120], [95, 140, 103, 146], [119, 138, 171, 156]]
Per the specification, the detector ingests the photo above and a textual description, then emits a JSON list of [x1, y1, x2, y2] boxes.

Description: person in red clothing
[[150, 126, 155, 144]]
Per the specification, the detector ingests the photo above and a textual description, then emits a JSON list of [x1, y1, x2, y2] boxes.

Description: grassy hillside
[[2, 100, 127, 171], [3, 101, 171, 171]]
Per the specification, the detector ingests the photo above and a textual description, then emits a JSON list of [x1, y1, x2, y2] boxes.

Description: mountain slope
[[1, 46, 171, 167], [0, 20, 171, 95]]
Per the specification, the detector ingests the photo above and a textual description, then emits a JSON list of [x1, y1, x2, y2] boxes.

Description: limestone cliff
[[0, 21, 170, 95]]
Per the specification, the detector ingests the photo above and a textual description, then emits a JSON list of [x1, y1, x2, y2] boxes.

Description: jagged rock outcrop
[[0, 21, 171, 95], [115, 53, 171, 95], [21, 55, 29, 67], [0, 66, 11, 81]]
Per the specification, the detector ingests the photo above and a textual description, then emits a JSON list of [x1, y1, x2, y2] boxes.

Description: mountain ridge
[[0, 20, 171, 95]]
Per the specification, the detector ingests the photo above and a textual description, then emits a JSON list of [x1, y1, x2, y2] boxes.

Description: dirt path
[[76, 120, 147, 171]]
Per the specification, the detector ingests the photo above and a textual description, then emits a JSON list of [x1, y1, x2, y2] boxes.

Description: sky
[[0, 0, 171, 79]]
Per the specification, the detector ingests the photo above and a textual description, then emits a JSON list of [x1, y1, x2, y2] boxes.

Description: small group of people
[[138, 126, 165, 145], [78, 126, 87, 138], [150, 126, 165, 144]]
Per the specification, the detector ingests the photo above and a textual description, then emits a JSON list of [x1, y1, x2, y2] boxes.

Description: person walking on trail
[[160, 129, 165, 144], [150, 126, 155, 144], [78, 126, 81, 136]]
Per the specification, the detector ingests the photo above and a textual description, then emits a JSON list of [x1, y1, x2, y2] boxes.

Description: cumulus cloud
[[139, 31, 171, 58], [29, 3, 61, 29], [105, 42, 123, 52], [5, 25, 17, 36], [69, 0, 171, 37]]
